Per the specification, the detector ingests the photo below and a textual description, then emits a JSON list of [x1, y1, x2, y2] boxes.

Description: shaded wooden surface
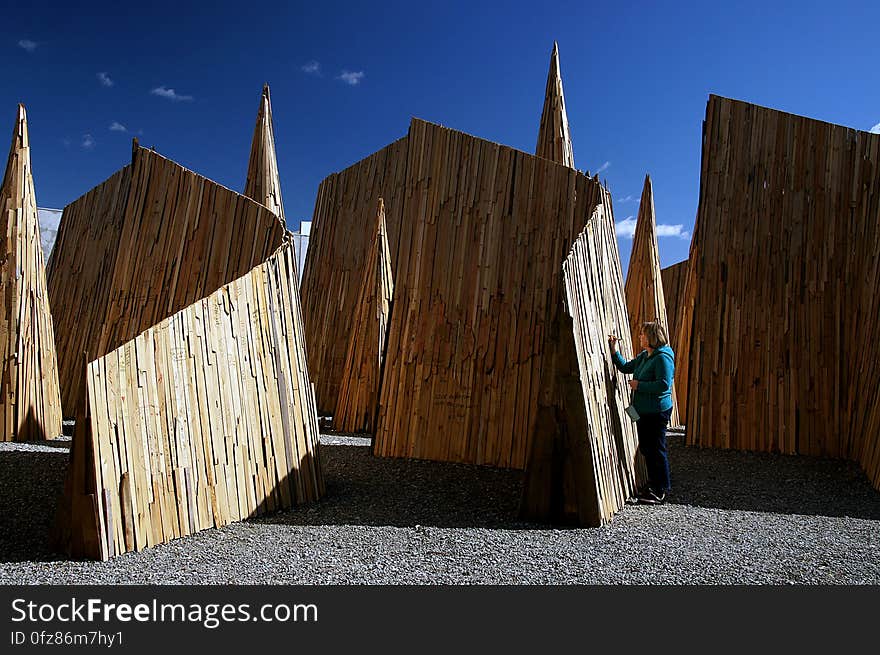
[[681, 94, 880, 489], [48, 144, 286, 416], [521, 204, 643, 526], [334, 199, 394, 433], [54, 243, 323, 560], [0, 105, 62, 441], [535, 42, 575, 168], [624, 175, 680, 426], [660, 258, 688, 423], [244, 84, 285, 221]]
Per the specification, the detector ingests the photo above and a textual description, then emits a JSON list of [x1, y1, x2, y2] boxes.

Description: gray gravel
[[1, 429, 878, 584]]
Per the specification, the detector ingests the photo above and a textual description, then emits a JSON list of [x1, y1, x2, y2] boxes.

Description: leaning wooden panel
[[521, 204, 643, 526], [0, 105, 62, 441], [374, 119, 610, 469], [300, 136, 409, 412], [48, 143, 286, 416], [684, 95, 880, 489], [535, 42, 575, 168], [334, 198, 394, 433], [660, 258, 689, 424], [244, 84, 285, 221], [624, 175, 680, 427], [54, 242, 324, 560]]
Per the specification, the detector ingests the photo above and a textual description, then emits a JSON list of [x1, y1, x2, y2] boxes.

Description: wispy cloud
[[337, 70, 365, 86], [97, 72, 114, 87], [61, 138, 71, 148], [595, 161, 611, 174], [871, 122, 880, 134], [109, 121, 127, 132], [151, 86, 194, 102], [616, 216, 690, 240], [616, 194, 638, 203], [81, 134, 95, 150], [301, 60, 321, 75], [18, 39, 37, 53]]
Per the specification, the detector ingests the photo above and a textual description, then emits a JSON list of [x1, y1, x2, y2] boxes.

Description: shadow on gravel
[[258, 441, 533, 530], [666, 434, 880, 520], [0, 445, 68, 563]]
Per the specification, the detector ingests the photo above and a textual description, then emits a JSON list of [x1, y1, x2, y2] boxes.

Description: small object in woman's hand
[[629, 379, 639, 390]]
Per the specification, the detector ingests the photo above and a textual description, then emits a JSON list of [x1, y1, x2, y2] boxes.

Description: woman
[[608, 321, 675, 505]]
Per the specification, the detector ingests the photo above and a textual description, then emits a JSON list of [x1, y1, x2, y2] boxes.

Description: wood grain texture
[[48, 144, 286, 416], [535, 42, 575, 168], [0, 104, 62, 441], [334, 198, 394, 433], [681, 94, 880, 489], [660, 258, 688, 423], [244, 84, 285, 221], [624, 175, 680, 426], [55, 242, 323, 560]]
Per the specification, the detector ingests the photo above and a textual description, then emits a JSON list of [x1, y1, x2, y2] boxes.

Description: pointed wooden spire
[[624, 175, 680, 426], [0, 104, 63, 441], [244, 83, 285, 220], [535, 41, 575, 168], [334, 198, 394, 434]]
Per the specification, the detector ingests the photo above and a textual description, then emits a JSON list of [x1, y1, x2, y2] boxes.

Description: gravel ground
[[1, 429, 878, 584]]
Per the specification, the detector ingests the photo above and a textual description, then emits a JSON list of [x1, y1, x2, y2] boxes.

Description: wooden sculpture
[[302, 118, 640, 525], [660, 258, 688, 423], [624, 175, 680, 427], [51, 143, 323, 560], [334, 198, 394, 433], [47, 143, 286, 416], [679, 94, 880, 489], [0, 104, 62, 441], [535, 41, 575, 168], [244, 83, 285, 221]]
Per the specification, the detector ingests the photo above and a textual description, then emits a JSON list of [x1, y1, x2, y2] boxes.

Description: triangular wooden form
[[624, 175, 680, 427], [334, 198, 394, 434], [244, 83, 285, 221], [0, 104, 62, 441], [535, 42, 575, 168]]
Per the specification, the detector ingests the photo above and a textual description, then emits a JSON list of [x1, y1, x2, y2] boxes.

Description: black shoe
[[637, 488, 666, 505]]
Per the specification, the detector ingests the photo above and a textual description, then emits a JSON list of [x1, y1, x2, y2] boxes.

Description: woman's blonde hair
[[641, 320, 669, 349]]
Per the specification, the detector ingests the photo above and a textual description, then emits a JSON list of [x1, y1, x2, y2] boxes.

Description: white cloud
[[38, 208, 62, 256], [337, 70, 365, 85], [871, 122, 880, 134], [151, 86, 194, 102], [595, 161, 611, 174], [109, 121, 127, 132], [301, 60, 321, 74], [616, 216, 690, 240], [81, 134, 95, 150], [616, 194, 637, 203], [97, 72, 114, 87], [18, 39, 37, 52]]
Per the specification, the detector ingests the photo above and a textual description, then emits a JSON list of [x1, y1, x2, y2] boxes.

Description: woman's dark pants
[[636, 408, 672, 492]]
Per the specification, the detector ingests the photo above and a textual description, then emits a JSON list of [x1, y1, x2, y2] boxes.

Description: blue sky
[[4, 0, 879, 272]]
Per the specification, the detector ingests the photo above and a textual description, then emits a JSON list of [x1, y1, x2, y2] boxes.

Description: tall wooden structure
[[50, 143, 323, 560], [334, 198, 394, 433], [244, 83, 285, 221], [301, 118, 642, 525], [660, 258, 689, 424], [535, 42, 575, 168], [0, 105, 62, 441], [624, 175, 680, 426], [679, 94, 880, 489]]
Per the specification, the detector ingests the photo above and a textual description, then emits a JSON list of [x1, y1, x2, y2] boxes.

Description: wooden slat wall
[[48, 144, 286, 416], [624, 175, 680, 426], [535, 42, 575, 168], [244, 84, 285, 221], [660, 258, 689, 423], [0, 105, 62, 441], [521, 203, 643, 526], [334, 198, 394, 433], [55, 242, 324, 560], [300, 136, 409, 413], [682, 94, 880, 489]]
